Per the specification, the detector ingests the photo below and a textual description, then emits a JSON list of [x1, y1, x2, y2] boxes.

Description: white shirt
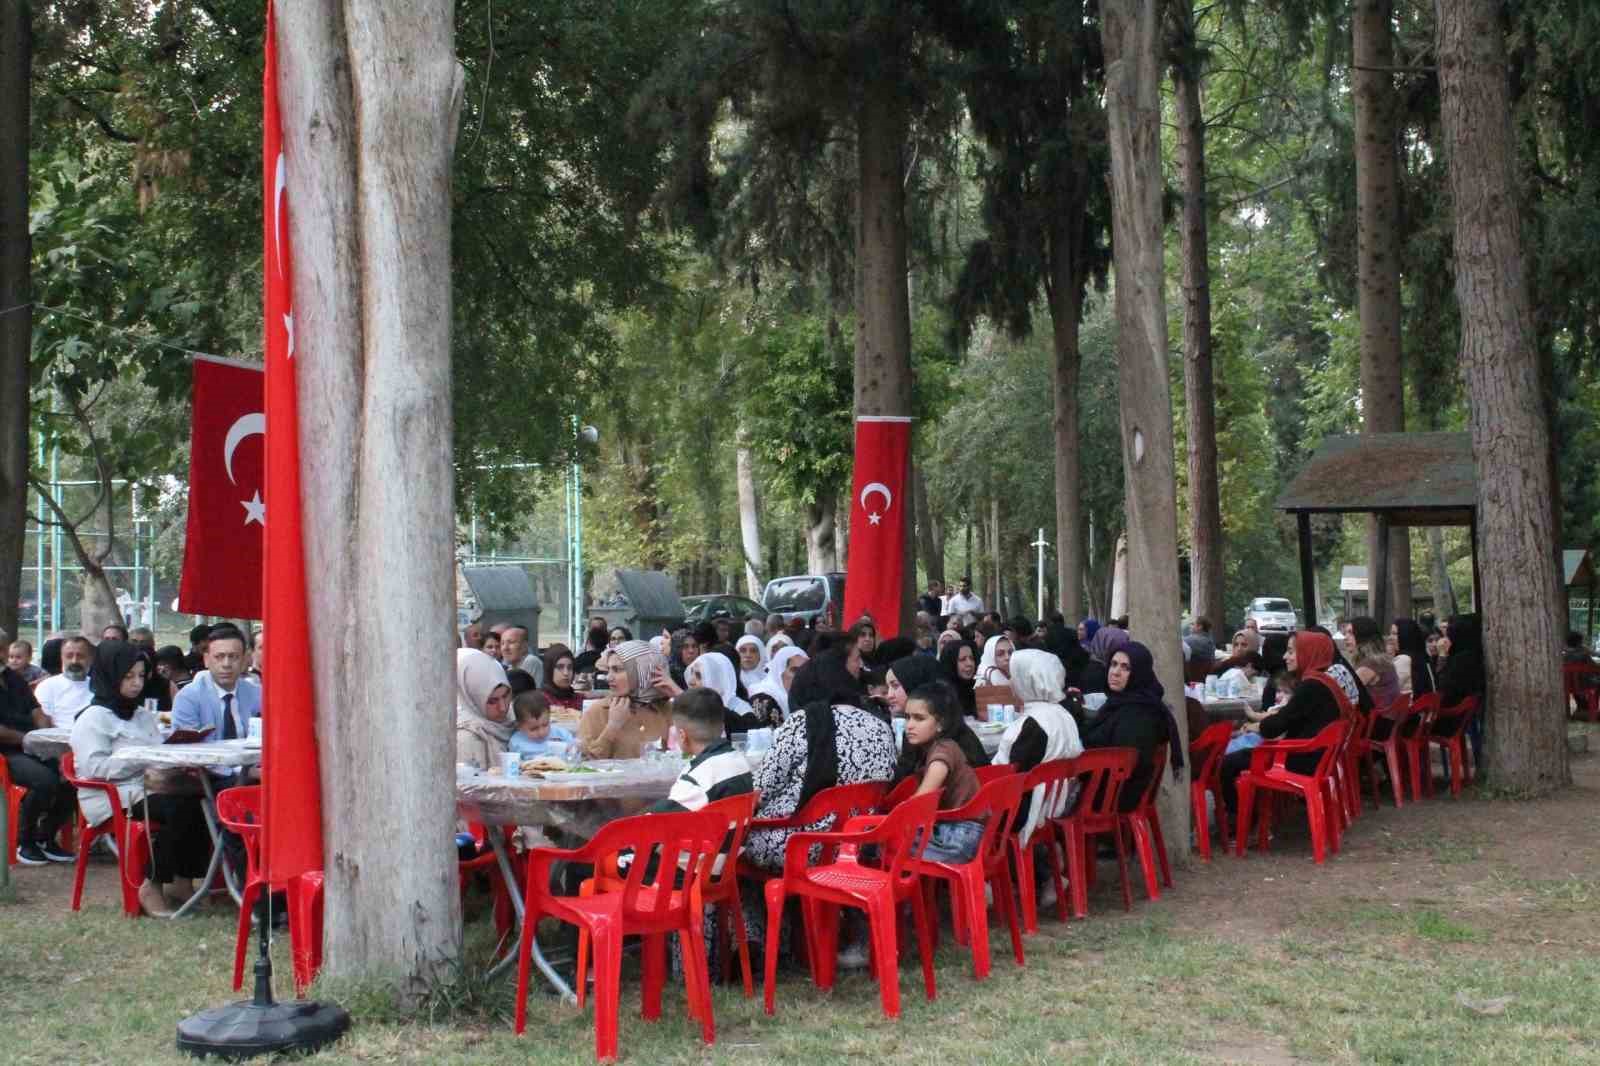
[[946, 592, 984, 615], [35, 673, 93, 728]]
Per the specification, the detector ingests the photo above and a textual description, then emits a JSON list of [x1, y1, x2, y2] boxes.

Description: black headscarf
[[1439, 613, 1486, 704], [1043, 622, 1090, 683], [787, 652, 867, 808], [89, 639, 143, 720], [938, 639, 978, 714], [40, 637, 64, 676], [1093, 641, 1184, 773], [541, 644, 578, 702], [1393, 617, 1435, 695], [887, 656, 990, 778], [869, 636, 917, 670]]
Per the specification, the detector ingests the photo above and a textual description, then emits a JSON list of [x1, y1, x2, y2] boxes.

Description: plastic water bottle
[[1205, 675, 1217, 700]]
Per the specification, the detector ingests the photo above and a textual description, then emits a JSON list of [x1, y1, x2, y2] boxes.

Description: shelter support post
[[1372, 514, 1391, 627], [1470, 515, 1481, 614], [1297, 512, 1317, 628]]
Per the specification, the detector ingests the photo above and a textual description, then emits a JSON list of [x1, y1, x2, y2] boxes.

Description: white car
[[1244, 597, 1298, 635]]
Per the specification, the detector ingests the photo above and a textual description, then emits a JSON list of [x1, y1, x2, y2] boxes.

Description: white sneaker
[[836, 942, 871, 970]]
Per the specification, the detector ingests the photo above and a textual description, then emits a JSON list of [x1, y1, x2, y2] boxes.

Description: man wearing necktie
[[172, 624, 262, 778]]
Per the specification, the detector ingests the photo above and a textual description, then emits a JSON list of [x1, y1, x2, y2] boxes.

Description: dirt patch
[[1203, 1035, 1303, 1065]]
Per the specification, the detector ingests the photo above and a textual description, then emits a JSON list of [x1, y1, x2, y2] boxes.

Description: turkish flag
[[841, 416, 912, 638], [177, 357, 265, 619], [261, 0, 325, 893]]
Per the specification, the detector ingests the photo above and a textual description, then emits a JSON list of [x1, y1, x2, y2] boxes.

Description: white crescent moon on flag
[[859, 482, 893, 513], [223, 413, 266, 485], [273, 152, 287, 281]]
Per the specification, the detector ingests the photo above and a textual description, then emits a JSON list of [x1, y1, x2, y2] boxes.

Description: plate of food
[[519, 756, 623, 780]]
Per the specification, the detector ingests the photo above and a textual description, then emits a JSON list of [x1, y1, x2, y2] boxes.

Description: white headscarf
[[686, 649, 753, 714], [735, 634, 769, 691], [456, 649, 514, 746], [997, 650, 1084, 845], [976, 634, 1011, 686], [765, 632, 794, 658], [748, 646, 808, 718]]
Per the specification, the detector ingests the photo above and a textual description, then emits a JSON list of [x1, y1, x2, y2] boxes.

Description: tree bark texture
[[1427, 526, 1457, 618], [1353, 0, 1413, 619], [276, 0, 466, 983], [1047, 250, 1085, 626], [913, 463, 943, 585], [0, 0, 30, 643], [1172, 30, 1225, 634], [806, 495, 837, 573], [1101, 0, 1189, 852], [734, 431, 762, 598], [1436, 0, 1567, 794], [854, 77, 915, 632]]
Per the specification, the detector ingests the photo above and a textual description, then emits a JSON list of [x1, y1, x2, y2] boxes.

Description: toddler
[[507, 691, 575, 758]]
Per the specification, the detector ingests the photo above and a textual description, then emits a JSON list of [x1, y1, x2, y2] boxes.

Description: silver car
[[1244, 597, 1298, 635]]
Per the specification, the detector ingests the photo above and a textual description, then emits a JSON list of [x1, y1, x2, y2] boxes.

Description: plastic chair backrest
[[699, 791, 759, 892], [880, 776, 918, 811], [1434, 694, 1479, 727], [974, 764, 1020, 785], [1253, 719, 1347, 778], [215, 784, 263, 834], [788, 780, 889, 831], [1064, 748, 1137, 819], [959, 773, 1028, 870], [581, 809, 727, 921], [60, 750, 82, 786], [1021, 757, 1081, 823], [1190, 722, 1232, 784], [873, 790, 942, 891]]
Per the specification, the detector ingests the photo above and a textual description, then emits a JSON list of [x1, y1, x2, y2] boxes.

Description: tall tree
[[277, 0, 465, 984], [0, 0, 28, 642], [1169, 0, 1224, 630], [1436, 0, 1566, 794], [1353, 0, 1412, 620], [1100, 0, 1188, 842]]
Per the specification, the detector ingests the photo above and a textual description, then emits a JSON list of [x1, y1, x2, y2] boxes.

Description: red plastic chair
[[59, 751, 154, 917], [513, 809, 726, 1062], [1050, 748, 1137, 918], [1399, 693, 1439, 801], [1122, 743, 1173, 901], [1424, 695, 1479, 798], [974, 764, 1019, 785], [1335, 710, 1369, 824], [579, 792, 762, 998], [762, 790, 942, 1020], [215, 786, 327, 996], [1563, 662, 1600, 721], [1, 758, 25, 867], [1189, 723, 1234, 861], [735, 780, 888, 886], [880, 775, 919, 810], [1357, 694, 1417, 808], [910, 771, 1027, 980], [1006, 758, 1080, 932], [1234, 719, 1347, 864]]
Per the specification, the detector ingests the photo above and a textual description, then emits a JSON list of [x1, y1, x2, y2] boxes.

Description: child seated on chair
[[507, 691, 575, 758], [646, 688, 754, 815], [903, 683, 983, 864]]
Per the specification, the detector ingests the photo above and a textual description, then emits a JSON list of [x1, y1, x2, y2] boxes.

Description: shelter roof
[[1564, 549, 1595, 590], [1276, 432, 1475, 525]]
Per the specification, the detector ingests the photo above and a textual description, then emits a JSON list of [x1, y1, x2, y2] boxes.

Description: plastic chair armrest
[[782, 827, 878, 872]]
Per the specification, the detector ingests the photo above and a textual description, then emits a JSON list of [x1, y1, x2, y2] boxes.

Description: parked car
[[1243, 597, 1298, 635], [682, 594, 766, 626], [761, 572, 847, 626]]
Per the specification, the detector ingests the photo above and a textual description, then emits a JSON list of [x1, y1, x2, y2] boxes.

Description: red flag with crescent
[[841, 416, 912, 638], [177, 357, 264, 619], [261, 0, 325, 890]]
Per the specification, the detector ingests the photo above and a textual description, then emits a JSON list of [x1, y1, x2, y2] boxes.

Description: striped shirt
[[649, 739, 754, 814]]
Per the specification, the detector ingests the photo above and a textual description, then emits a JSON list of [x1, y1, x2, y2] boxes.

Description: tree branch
[[60, 94, 140, 143]]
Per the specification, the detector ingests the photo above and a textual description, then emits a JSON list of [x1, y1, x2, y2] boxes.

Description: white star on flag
[[283, 310, 295, 359], [868, 511, 882, 525], [242, 491, 266, 526]]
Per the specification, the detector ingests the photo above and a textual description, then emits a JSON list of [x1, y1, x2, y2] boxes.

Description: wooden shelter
[[1564, 549, 1597, 637], [1276, 432, 1479, 627]]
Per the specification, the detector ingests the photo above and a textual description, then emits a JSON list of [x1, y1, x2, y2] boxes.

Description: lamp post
[[569, 421, 598, 648], [1032, 528, 1050, 619]]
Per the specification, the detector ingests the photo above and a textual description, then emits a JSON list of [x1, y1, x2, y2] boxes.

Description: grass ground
[[6, 742, 1600, 1065]]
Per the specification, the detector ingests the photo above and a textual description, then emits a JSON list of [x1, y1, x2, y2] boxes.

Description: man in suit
[[172, 624, 261, 779]]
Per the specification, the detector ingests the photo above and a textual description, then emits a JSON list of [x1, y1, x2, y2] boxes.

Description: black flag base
[[176, 904, 349, 1060]]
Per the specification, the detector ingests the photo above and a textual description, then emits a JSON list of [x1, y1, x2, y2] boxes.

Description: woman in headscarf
[[886, 653, 989, 778], [935, 628, 962, 659], [455, 649, 513, 771], [997, 650, 1085, 845], [735, 635, 770, 693], [742, 652, 895, 874], [938, 638, 980, 715], [539, 643, 584, 712], [765, 631, 794, 660], [1212, 629, 1264, 676], [577, 639, 673, 759], [1078, 618, 1101, 645], [748, 646, 808, 726], [686, 647, 758, 729], [1218, 630, 1349, 818], [1079, 642, 1185, 812], [1042, 621, 1090, 688], [69, 640, 210, 916], [1433, 613, 1487, 767], [1080, 626, 1132, 695], [1348, 616, 1401, 712], [975, 634, 1014, 687], [1390, 617, 1435, 697], [1312, 625, 1372, 714]]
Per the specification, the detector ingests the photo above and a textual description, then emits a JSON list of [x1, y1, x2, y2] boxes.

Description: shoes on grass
[[15, 843, 48, 866], [39, 843, 75, 863]]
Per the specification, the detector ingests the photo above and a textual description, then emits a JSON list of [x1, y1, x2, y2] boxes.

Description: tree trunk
[[734, 432, 762, 598], [913, 463, 943, 585], [1436, 0, 1567, 795], [277, 0, 465, 985], [805, 495, 837, 573], [1101, 0, 1189, 854], [0, 0, 29, 643], [1046, 251, 1084, 626], [854, 75, 915, 632], [1427, 526, 1457, 619], [1109, 530, 1129, 620], [1172, 26, 1225, 633], [1353, 0, 1413, 622], [990, 495, 1003, 614]]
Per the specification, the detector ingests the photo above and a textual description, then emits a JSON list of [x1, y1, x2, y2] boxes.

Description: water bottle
[[1205, 675, 1217, 700]]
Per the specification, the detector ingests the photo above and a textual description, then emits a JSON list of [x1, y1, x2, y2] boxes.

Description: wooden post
[[1298, 512, 1317, 628], [1469, 514, 1481, 615], [1372, 514, 1391, 626]]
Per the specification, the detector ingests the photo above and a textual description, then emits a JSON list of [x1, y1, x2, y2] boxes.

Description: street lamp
[[569, 421, 598, 647]]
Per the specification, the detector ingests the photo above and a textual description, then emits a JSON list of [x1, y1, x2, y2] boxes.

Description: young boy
[[507, 691, 575, 758], [647, 688, 753, 815]]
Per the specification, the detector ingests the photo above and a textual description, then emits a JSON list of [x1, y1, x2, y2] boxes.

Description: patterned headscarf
[[614, 639, 669, 705]]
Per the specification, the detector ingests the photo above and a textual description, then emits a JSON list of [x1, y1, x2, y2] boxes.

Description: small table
[[1202, 695, 1261, 722], [102, 740, 262, 919], [456, 759, 685, 999], [21, 726, 71, 760]]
